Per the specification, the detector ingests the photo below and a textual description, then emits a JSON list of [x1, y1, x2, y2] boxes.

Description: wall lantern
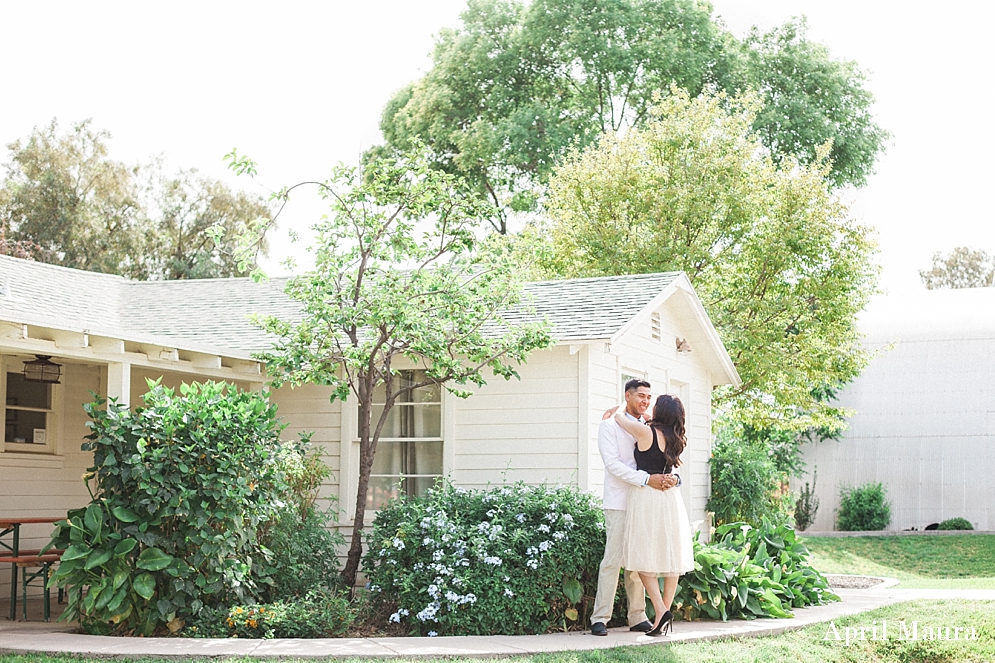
[[23, 355, 62, 384], [675, 337, 692, 354]]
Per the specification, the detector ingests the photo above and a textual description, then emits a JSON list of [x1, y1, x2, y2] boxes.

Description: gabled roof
[[504, 272, 681, 341], [0, 256, 738, 386]]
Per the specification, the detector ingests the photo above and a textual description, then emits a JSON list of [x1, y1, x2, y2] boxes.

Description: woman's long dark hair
[[650, 394, 686, 469]]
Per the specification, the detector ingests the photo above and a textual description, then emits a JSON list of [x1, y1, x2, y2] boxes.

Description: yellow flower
[[234, 607, 244, 614]]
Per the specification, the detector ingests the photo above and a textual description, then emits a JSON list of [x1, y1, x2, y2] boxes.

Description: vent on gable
[[651, 312, 662, 341]]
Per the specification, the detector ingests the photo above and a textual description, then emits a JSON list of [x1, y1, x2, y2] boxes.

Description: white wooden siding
[[269, 384, 344, 517], [451, 344, 580, 489], [603, 302, 715, 525]]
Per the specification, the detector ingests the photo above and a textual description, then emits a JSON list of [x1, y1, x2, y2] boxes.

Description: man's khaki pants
[[590, 509, 647, 626]]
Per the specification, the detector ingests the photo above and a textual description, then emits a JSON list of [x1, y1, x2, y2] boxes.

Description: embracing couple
[[590, 379, 694, 637]]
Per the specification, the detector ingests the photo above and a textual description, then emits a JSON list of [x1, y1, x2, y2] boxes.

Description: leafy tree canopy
[[234, 147, 553, 587], [536, 89, 878, 429], [0, 119, 272, 279], [379, 0, 888, 228], [920, 246, 994, 289]]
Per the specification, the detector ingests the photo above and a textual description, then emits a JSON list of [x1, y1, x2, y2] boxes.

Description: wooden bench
[[5, 552, 64, 621]]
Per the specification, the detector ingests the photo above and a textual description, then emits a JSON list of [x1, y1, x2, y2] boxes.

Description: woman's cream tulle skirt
[[622, 484, 695, 576]]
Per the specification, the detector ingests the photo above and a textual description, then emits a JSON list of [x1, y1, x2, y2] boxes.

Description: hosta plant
[[674, 519, 839, 621]]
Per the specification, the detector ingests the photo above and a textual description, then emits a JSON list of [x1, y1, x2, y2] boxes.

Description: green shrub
[[836, 482, 891, 531], [263, 507, 345, 601], [938, 517, 974, 531], [708, 435, 791, 526], [793, 471, 820, 531], [262, 436, 345, 601], [47, 381, 292, 635], [363, 481, 605, 636], [184, 589, 353, 638], [674, 519, 839, 621]]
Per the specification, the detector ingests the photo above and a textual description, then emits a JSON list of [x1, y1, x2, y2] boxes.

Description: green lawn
[[1, 600, 992, 663], [801, 534, 995, 588]]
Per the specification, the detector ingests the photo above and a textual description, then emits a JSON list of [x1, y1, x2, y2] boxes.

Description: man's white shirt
[[597, 410, 649, 511]]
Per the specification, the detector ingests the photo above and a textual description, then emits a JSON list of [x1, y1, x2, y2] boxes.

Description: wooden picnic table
[[1, 516, 63, 620]]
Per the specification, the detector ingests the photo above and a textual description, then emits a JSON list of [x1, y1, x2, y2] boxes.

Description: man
[[590, 379, 680, 636]]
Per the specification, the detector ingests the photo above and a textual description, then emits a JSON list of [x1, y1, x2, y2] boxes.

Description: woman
[[613, 394, 694, 636]]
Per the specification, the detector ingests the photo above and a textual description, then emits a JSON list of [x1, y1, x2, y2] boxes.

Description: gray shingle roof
[[0, 255, 680, 356], [511, 272, 680, 341]]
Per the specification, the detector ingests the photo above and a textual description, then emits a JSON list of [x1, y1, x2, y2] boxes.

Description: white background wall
[[796, 290, 995, 531]]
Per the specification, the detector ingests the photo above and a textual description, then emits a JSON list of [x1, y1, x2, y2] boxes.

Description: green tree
[[0, 119, 272, 279], [743, 19, 888, 189], [146, 169, 272, 279], [540, 89, 878, 429], [231, 148, 553, 588], [920, 246, 994, 289], [0, 224, 38, 259], [0, 119, 148, 277], [379, 0, 887, 227]]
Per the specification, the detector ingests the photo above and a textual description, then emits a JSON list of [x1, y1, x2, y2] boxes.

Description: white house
[[796, 288, 995, 531], [0, 255, 739, 601]]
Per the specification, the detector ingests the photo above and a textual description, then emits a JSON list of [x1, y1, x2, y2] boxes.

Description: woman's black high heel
[[647, 610, 672, 636]]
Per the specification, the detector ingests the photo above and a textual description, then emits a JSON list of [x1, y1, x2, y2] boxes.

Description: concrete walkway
[[2, 588, 994, 659]]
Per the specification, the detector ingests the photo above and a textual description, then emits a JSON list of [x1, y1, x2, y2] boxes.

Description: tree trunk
[[341, 440, 374, 591], [341, 402, 376, 590]]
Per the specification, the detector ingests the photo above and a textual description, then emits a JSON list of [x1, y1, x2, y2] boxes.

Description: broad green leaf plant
[[241, 147, 553, 588], [46, 381, 291, 635], [674, 519, 838, 622]]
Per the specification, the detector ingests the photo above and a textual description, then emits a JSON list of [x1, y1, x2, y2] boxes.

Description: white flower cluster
[[416, 601, 440, 622], [373, 484, 597, 633]]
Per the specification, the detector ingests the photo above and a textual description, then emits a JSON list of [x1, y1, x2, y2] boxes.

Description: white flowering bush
[[363, 481, 605, 635]]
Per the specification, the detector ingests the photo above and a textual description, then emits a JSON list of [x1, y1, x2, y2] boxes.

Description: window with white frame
[[621, 371, 646, 399], [364, 370, 443, 509], [3, 368, 55, 453]]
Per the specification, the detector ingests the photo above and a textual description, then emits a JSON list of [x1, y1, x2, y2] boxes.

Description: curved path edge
[[2, 590, 994, 659]]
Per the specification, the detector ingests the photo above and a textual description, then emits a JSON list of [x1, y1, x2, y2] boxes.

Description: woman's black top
[[634, 427, 672, 475]]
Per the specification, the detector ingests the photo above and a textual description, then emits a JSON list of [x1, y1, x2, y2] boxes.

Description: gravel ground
[[826, 574, 887, 589]]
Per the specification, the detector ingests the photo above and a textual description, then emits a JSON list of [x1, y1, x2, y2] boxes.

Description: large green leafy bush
[[48, 381, 293, 635], [363, 482, 605, 636], [708, 435, 791, 526], [837, 482, 891, 531], [674, 520, 838, 621]]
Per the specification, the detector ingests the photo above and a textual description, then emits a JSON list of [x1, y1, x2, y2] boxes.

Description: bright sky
[[2, 1, 991, 294]]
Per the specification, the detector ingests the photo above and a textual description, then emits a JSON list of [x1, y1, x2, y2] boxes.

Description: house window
[[621, 371, 646, 399], [364, 370, 443, 509], [4, 371, 54, 453]]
